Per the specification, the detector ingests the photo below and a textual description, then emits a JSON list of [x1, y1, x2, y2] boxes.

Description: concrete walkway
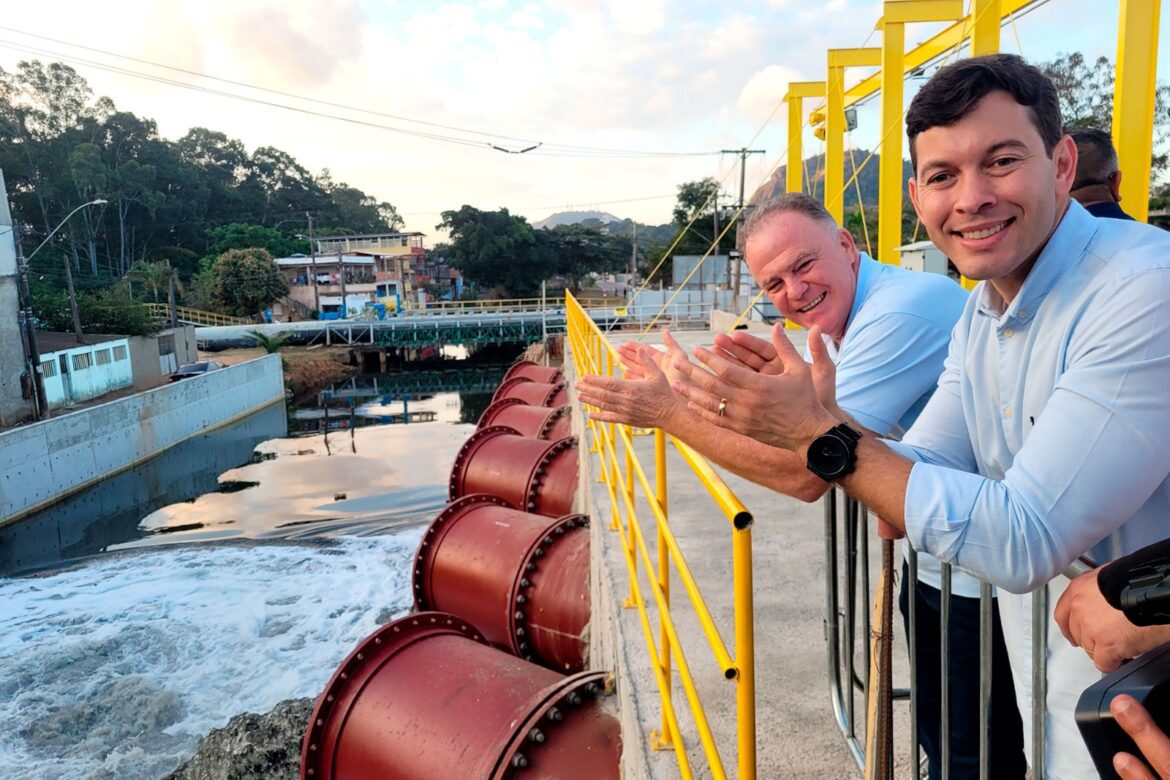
[[574, 324, 916, 780]]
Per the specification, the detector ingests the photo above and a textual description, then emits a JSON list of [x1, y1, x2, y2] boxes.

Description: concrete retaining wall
[[0, 354, 285, 525]]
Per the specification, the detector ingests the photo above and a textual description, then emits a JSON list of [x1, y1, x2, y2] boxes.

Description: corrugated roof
[[37, 332, 126, 355]]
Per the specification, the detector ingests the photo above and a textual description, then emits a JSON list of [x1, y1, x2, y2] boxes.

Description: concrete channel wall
[[0, 354, 285, 525]]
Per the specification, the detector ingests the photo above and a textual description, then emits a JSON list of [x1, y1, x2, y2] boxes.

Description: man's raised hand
[[670, 322, 835, 451], [712, 330, 783, 375], [578, 343, 683, 429]]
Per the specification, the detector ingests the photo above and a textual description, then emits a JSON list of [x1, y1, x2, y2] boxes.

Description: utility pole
[[721, 147, 765, 313], [16, 238, 48, 420], [62, 252, 83, 342], [306, 211, 321, 314], [338, 249, 347, 318], [166, 258, 178, 328], [629, 222, 638, 295]]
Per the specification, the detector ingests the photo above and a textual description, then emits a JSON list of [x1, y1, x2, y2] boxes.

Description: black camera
[[1077, 641, 1170, 779], [1077, 556, 1170, 779], [1119, 559, 1170, 627]]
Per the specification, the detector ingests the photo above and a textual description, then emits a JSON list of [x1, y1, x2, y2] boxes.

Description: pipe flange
[[507, 512, 588, 661], [476, 396, 527, 429], [412, 493, 513, 611], [302, 611, 487, 779], [488, 671, 612, 780], [501, 359, 538, 384], [538, 382, 568, 407], [535, 405, 572, 440], [448, 424, 522, 500], [525, 435, 578, 511], [492, 375, 533, 403]]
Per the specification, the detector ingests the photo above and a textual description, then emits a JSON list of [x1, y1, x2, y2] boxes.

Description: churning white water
[[0, 416, 478, 779], [0, 531, 422, 779]]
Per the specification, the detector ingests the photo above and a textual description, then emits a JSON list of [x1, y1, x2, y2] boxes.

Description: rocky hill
[[750, 150, 913, 211], [533, 210, 621, 229]]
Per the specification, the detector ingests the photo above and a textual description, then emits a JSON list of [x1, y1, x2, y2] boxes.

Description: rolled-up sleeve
[[903, 270, 1170, 593]]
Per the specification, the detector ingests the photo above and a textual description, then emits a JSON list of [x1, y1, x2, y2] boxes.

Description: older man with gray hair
[[577, 192, 1024, 778]]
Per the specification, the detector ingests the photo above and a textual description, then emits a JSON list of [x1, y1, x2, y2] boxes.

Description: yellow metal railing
[[565, 291, 757, 780], [145, 303, 249, 326]]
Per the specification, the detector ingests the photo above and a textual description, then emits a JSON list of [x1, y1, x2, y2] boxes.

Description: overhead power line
[[0, 26, 720, 159]]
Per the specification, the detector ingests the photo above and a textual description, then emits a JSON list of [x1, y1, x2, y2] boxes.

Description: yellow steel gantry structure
[[786, 0, 1162, 275], [573, 3, 1163, 778]]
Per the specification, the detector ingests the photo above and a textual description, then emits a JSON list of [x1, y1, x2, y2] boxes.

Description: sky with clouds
[[1, 1, 1167, 240]]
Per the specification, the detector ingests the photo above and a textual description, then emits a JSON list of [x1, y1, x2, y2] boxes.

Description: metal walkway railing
[[566, 291, 759, 780]]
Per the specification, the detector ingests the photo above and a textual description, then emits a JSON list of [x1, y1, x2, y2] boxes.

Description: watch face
[[811, 436, 850, 477]]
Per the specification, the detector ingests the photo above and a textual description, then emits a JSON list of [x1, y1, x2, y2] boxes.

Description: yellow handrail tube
[[567, 291, 758, 779]]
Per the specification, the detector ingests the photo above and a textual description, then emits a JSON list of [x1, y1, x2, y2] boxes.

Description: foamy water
[[0, 530, 422, 779]]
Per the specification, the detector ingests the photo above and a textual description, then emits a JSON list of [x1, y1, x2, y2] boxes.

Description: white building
[[895, 240, 953, 277], [37, 333, 134, 409]]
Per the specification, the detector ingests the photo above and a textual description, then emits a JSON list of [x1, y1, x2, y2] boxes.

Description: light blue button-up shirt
[[888, 201, 1170, 778], [815, 253, 976, 596]]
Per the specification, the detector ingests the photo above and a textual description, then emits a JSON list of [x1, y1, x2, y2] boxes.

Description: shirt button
[[1004, 328, 1014, 338], [1019, 309, 1029, 318], [1003, 405, 1013, 419]]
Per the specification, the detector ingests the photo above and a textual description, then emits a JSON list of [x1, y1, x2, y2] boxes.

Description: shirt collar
[[975, 200, 1098, 325]]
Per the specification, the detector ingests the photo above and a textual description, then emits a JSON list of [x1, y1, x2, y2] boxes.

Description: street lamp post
[[17, 198, 107, 419], [27, 198, 107, 343]]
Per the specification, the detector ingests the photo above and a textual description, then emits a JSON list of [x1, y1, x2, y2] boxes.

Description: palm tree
[[126, 260, 185, 303], [248, 330, 292, 354]]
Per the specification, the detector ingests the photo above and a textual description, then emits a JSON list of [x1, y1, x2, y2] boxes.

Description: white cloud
[[737, 64, 802, 125], [702, 13, 763, 60], [605, 0, 667, 36]]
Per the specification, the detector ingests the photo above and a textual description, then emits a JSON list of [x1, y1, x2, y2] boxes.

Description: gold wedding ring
[[717, 398, 728, 417]]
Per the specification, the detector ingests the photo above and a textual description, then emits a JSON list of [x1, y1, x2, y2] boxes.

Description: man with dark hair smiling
[[668, 53, 1170, 778]]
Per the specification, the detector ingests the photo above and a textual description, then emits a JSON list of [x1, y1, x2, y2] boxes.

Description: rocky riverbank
[[164, 698, 313, 780]]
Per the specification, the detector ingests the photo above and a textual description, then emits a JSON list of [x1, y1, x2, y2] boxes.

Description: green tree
[[540, 224, 631, 293], [438, 205, 554, 296], [76, 286, 157, 335], [1039, 52, 1170, 176], [125, 260, 183, 303], [206, 223, 303, 259], [209, 248, 288, 316]]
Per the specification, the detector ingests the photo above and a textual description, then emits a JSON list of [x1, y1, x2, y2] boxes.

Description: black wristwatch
[[806, 423, 862, 482]]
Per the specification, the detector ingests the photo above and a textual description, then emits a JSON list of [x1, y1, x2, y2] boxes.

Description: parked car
[[170, 360, 226, 382]]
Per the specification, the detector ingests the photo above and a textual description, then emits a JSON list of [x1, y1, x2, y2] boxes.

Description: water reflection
[[286, 362, 508, 434], [0, 403, 288, 577], [117, 422, 473, 548], [3, 356, 522, 577]]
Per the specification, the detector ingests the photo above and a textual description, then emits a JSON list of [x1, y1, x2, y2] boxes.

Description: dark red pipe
[[301, 611, 621, 780], [449, 425, 578, 516], [477, 397, 573, 440], [413, 494, 589, 672], [492, 376, 570, 408], [503, 360, 564, 385]]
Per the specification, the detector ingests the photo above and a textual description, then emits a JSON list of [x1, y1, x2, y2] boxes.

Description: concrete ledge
[[709, 309, 775, 335], [0, 354, 285, 525]]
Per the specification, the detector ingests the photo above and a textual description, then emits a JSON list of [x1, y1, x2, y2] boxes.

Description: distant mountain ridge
[[749, 150, 913, 211], [533, 210, 677, 246], [533, 210, 621, 229]]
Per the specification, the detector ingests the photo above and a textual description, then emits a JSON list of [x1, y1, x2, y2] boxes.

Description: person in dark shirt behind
[[1068, 127, 1135, 220]]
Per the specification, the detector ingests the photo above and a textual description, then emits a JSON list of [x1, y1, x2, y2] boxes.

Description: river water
[[0, 369, 508, 778]]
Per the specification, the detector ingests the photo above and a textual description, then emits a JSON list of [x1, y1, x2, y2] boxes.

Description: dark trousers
[[899, 564, 1027, 780]]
